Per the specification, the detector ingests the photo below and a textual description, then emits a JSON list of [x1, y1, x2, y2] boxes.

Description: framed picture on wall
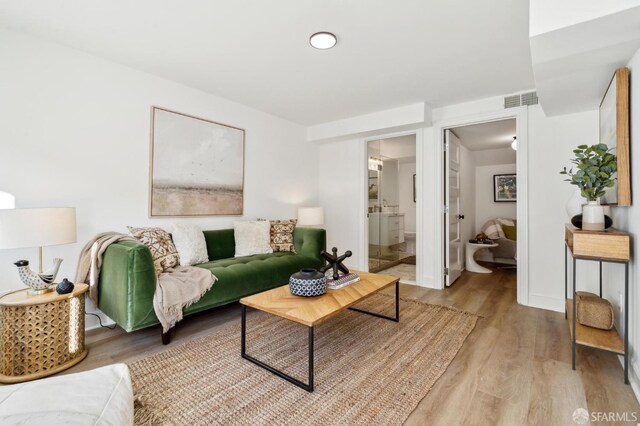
[[149, 106, 245, 217], [494, 174, 516, 202]]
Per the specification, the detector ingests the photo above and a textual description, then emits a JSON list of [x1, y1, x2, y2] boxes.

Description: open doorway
[[444, 119, 517, 287], [367, 135, 417, 283]]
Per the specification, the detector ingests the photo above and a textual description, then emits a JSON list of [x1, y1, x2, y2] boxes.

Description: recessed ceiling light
[[309, 32, 337, 50]]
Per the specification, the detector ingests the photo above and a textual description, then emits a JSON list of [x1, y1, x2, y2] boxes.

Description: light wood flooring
[[72, 264, 639, 425]]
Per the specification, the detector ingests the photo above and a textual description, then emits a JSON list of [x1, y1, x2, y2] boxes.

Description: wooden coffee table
[[240, 271, 399, 392]]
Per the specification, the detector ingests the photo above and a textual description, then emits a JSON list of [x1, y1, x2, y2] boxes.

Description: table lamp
[[297, 207, 324, 227], [0, 207, 77, 295]]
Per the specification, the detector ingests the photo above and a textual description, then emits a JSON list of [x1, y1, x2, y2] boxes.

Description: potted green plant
[[560, 143, 617, 230]]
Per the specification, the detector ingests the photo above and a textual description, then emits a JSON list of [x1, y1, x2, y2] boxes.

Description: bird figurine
[[13, 258, 63, 295]]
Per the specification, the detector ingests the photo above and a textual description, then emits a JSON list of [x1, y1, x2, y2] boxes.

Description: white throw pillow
[[234, 220, 273, 257], [172, 223, 209, 266]]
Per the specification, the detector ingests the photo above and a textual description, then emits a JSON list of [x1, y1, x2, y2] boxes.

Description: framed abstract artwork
[[149, 107, 245, 217], [599, 67, 631, 206], [494, 174, 516, 202]]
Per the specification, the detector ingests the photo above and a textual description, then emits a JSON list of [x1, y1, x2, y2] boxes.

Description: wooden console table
[[564, 225, 631, 384]]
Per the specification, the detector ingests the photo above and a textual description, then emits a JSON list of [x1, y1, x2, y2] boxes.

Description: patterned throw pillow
[[268, 219, 297, 253], [127, 226, 180, 275]]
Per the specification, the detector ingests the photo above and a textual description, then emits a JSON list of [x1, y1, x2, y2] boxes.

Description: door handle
[[457, 214, 465, 219]]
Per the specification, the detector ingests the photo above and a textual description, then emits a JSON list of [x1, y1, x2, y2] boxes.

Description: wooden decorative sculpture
[[320, 247, 352, 280]]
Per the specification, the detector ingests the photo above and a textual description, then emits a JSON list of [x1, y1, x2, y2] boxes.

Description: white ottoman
[[0, 363, 133, 426]]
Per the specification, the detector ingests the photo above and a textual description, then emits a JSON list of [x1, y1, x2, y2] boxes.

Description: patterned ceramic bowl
[[289, 268, 327, 297]]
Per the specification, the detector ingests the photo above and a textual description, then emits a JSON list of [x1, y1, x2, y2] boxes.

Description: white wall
[[527, 107, 600, 310], [0, 28, 319, 324], [471, 147, 518, 166], [474, 163, 517, 232], [605, 46, 640, 396], [317, 138, 361, 268]]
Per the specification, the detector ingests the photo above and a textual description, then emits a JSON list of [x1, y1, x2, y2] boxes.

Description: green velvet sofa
[[98, 227, 326, 344]]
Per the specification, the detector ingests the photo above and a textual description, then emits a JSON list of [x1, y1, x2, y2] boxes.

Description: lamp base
[[27, 287, 54, 296]]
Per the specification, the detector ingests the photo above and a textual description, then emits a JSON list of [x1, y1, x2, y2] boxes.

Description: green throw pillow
[[503, 225, 517, 241]]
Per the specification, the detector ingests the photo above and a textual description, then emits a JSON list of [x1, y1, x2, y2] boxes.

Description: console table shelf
[[565, 299, 624, 354], [564, 224, 630, 384]]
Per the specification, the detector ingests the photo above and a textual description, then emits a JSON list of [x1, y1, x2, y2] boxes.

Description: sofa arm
[[99, 240, 158, 332], [294, 228, 326, 264]]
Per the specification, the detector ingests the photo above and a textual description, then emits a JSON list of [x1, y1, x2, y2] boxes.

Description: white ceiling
[[0, 1, 535, 125], [452, 119, 516, 151], [531, 5, 640, 116]]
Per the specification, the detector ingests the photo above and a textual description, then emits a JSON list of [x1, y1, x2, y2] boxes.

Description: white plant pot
[[582, 201, 605, 231]]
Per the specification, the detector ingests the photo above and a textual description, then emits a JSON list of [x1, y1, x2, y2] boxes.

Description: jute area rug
[[130, 294, 478, 425]]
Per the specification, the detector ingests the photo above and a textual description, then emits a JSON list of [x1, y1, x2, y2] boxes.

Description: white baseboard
[[618, 355, 640, 404], [527, 293, 565, 313]]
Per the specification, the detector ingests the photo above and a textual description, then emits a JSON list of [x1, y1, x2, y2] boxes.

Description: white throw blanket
[[76, 232, 216, 332], [76, 232, 138, 304], [155, 266, 216, 333]]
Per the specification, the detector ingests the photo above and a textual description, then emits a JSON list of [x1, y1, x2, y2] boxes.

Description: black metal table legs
[[624, 262, 629, 384], [566, 245, 629, 384], [571, 257, 578, 370], [348, 280, 400, 322], [241, 304, 315, 392], [240, 281, 400, 392]]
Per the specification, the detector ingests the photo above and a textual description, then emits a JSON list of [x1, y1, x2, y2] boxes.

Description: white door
[[444, 130, 463, 286]]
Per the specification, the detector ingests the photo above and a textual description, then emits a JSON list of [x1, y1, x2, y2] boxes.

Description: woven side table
[[0, 283, 88, 383]]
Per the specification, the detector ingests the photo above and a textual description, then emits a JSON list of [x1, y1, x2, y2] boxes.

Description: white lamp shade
[[0, 207, 77, 249], [297, 207, 324, 226]]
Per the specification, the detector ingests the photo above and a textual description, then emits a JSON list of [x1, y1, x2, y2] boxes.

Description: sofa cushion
[[0, 364, 133, 426], [233, 220, 273, 257], [128, 226, 179, 274], [186, 253, 323, 313], [172, 223, 209, 266]]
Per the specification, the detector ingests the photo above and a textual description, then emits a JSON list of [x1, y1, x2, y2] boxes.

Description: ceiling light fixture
[[309, 32, 337, 50], [511, 136, 517, 151]]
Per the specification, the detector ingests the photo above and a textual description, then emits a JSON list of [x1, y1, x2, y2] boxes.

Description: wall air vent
[[521, 91, 538, 106], [504, 95, 521, 109], [504, 91, 538, 109]]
